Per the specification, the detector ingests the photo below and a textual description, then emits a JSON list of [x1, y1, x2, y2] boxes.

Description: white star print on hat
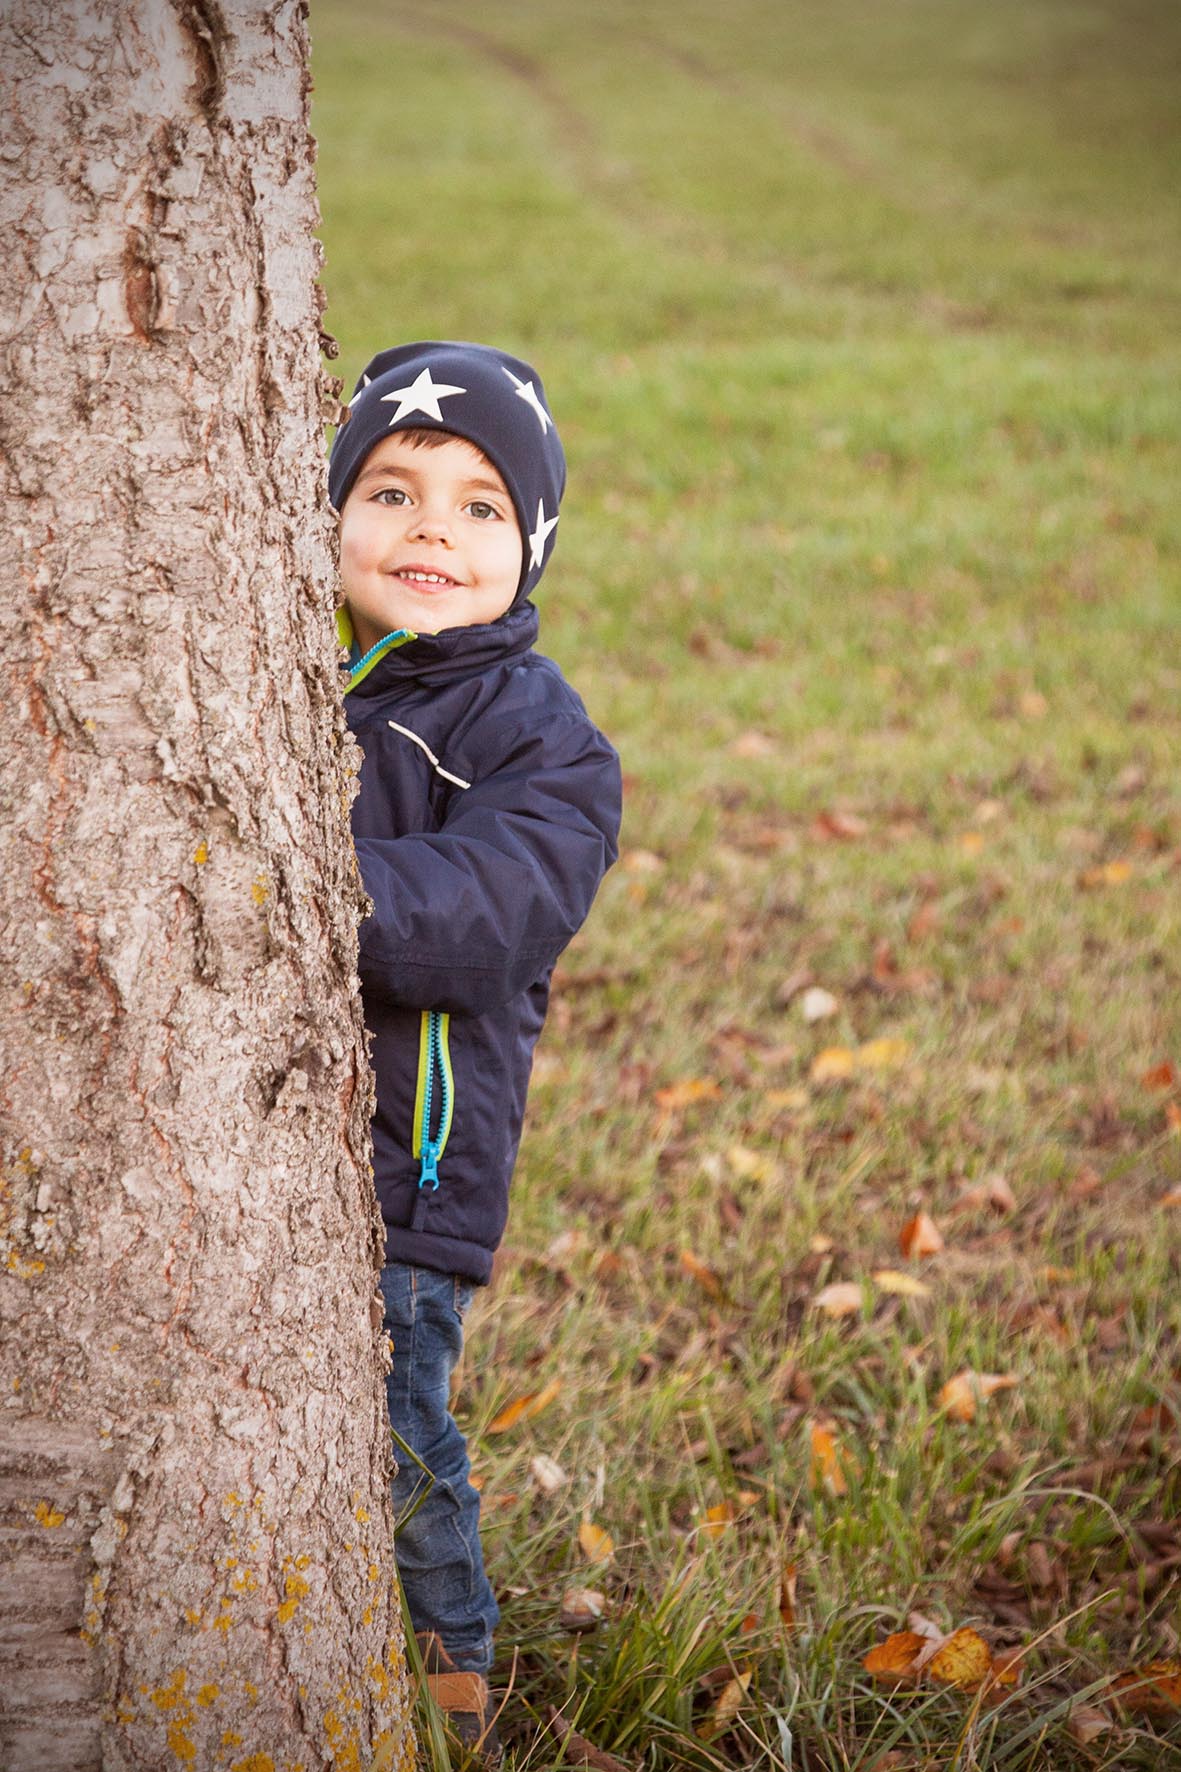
[[502, 366, 553, 434], [528, 499, 559, 569], [381, 366, 467, 425]]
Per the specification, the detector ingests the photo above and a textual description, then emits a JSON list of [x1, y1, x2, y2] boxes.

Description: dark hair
[[379, 424, 456, 450]]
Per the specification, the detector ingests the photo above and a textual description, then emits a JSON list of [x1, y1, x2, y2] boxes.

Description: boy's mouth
[[392, 565, 461, 587]]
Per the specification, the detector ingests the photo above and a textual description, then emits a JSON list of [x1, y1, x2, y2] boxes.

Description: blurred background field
[[311, 3, 1181, 1765]]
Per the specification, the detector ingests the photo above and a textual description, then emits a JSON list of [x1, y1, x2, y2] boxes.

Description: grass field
[[310, 3, 1181, 1764]]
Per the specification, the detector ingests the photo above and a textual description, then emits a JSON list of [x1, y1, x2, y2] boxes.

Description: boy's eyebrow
[[355, 461, 509, 497]]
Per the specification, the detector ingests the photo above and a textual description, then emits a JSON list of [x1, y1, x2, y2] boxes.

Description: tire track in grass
[[382, 2, 819, 299]]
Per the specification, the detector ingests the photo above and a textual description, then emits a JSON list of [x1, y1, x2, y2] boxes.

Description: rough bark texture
[[0, 3, 413, 1766]]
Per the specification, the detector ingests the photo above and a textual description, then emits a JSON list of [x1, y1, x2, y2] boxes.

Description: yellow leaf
[[938, 1370, 1018, 1422], [811, 1046, 855, 1083], [863, 1631, 926, 1683], [872, 1269, 931, 1298], [1079, 858, 1133, 888], [696, 1668, 752, 1741], [957, 831, 985, 855], [927, 1627, 994, 1691], [701, 1502, 735, 1540], [727, 1144, 770, 1181], [813, 1281, 863, 1318], [856, 1037, 910, 1070], [578, 1519, 615, 1565], [809, 1421, 854, 1495], [899, 1211, 944, 1259], [486, 1376, 561, 1434], [654, 1077, 722, 1111]]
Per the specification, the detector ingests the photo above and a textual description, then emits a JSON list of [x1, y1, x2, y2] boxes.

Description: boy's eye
[[373, 486, 410, 506], [467, 500, 500, 521]]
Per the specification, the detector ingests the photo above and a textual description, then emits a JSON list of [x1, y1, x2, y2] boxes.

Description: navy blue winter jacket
[[342, 599, 621, 1283]]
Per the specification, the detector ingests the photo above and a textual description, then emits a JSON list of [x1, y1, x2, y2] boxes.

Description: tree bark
[[0, 3, 413, 1767]]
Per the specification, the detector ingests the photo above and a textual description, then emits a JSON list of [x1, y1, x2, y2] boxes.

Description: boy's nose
[[408, 507, 454, 544]]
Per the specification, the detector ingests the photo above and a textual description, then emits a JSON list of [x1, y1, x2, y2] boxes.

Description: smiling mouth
[[394, 569, 460, 587]]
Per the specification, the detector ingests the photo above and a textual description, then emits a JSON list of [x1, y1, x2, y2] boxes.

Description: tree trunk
[[0, 3, 413, 1767]]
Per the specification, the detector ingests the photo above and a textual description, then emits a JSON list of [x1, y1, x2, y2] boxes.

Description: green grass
[[311, 1, 1181, 1763]]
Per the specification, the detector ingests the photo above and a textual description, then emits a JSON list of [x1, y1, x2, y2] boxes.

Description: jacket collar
[[338, 600, 540, 697]]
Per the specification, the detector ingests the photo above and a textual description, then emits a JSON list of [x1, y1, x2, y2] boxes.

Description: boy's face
[[339, 433, 523, 647]]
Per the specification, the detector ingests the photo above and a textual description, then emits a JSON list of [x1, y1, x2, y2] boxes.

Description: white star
[[348, 373, 372, 407], [528, 499, 559, 569], [381, 366, 467, 425], [502, 366, 553, 434]]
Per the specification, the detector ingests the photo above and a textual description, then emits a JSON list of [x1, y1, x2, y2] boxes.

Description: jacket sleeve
[[353, 715, 622, 1015]]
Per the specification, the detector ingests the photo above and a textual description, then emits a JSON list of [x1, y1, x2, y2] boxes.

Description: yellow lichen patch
[[230, 1756, 275, 1772], [151, 1670, 188, 1712], [167, 1718, 196, 1764], [224, 1556, 238, 1569], [231, 1568, 258, 1595], [184, 1608, 202, 1627], [293, 1554, 310, 1570], [34, 1500, 65, 1528], [243, 1680, 259, 1703], [251, 874, 269, 906], [7, 1251, 45, 1278], [277, 1563, 311, 1624], [221, 1730, 243, 1749], [213, 1601, 234, 1634], [82, 1572, 107, 1645], [354, 1505, 369, 1523], [366, 1654, 390, 1702], [367, 1565, 379, 1582], [194, 841, 209, 865], [196, 1683, 219, 1707], [362, 1606, 373, 1627], [225, 1492, 243, 1510]]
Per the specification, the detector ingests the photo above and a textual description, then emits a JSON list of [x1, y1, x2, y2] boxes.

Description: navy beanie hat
[[329, 340, 566, 603]]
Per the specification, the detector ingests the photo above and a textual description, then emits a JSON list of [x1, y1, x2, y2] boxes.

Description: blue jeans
[[380, 1262, 499, 1674]]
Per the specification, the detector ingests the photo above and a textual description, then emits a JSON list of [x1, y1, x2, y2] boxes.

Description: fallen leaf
[[813, 1281, 864, 1319], [530, 1453, 569, 1494], [856, 1036, 910, 1070], [620, 848, 664, 875], [1160, 1188, 1181, 1208], [939, 1370, 1018, 1422], [926, 1627, 994, 1691], [487, 1377, 562, 1434], [1142, 1061, 1177, 1091], [778, 1560, 797, 1629], [1079, 859, 1134, 888], [801, 986, 839, 1023], [811, 809, 867, 841], [559, 1587, 609, 1631], [726, 1144, 771, 1182], [811, 1046, 856, 1083], [1066, 1703, 1114, 1746], [696, 1668, 752, 1740], [701, 1502, 735, 1540], [1166, 1102, 1181, 1135], [729, 730, 776, 759], [545, 1705, 635, 1771], [863, 1631, 926, 1683], [680, 1249, 724, 1299], [1109, 1659, 1181, 1716], [654, 1077, 722, 1112], [957, 831, 985, 855], [578, 1519, 615, 1565], [899, 1211, 944, 1259], [809, 1421, 854, 1496], [872, 1269, 931, 1298]]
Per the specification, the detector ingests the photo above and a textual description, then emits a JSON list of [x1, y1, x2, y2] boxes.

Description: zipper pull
[[417, 1144, 441, 1192]]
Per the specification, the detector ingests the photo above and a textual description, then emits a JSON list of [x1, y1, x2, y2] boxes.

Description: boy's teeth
[[399, 571, 449, 584]]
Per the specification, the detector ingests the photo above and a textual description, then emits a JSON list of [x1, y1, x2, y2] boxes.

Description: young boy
[[329, 342, 621, 1751]]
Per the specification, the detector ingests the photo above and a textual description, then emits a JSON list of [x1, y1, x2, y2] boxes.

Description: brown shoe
[[415, 1633, 502, 1765]]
